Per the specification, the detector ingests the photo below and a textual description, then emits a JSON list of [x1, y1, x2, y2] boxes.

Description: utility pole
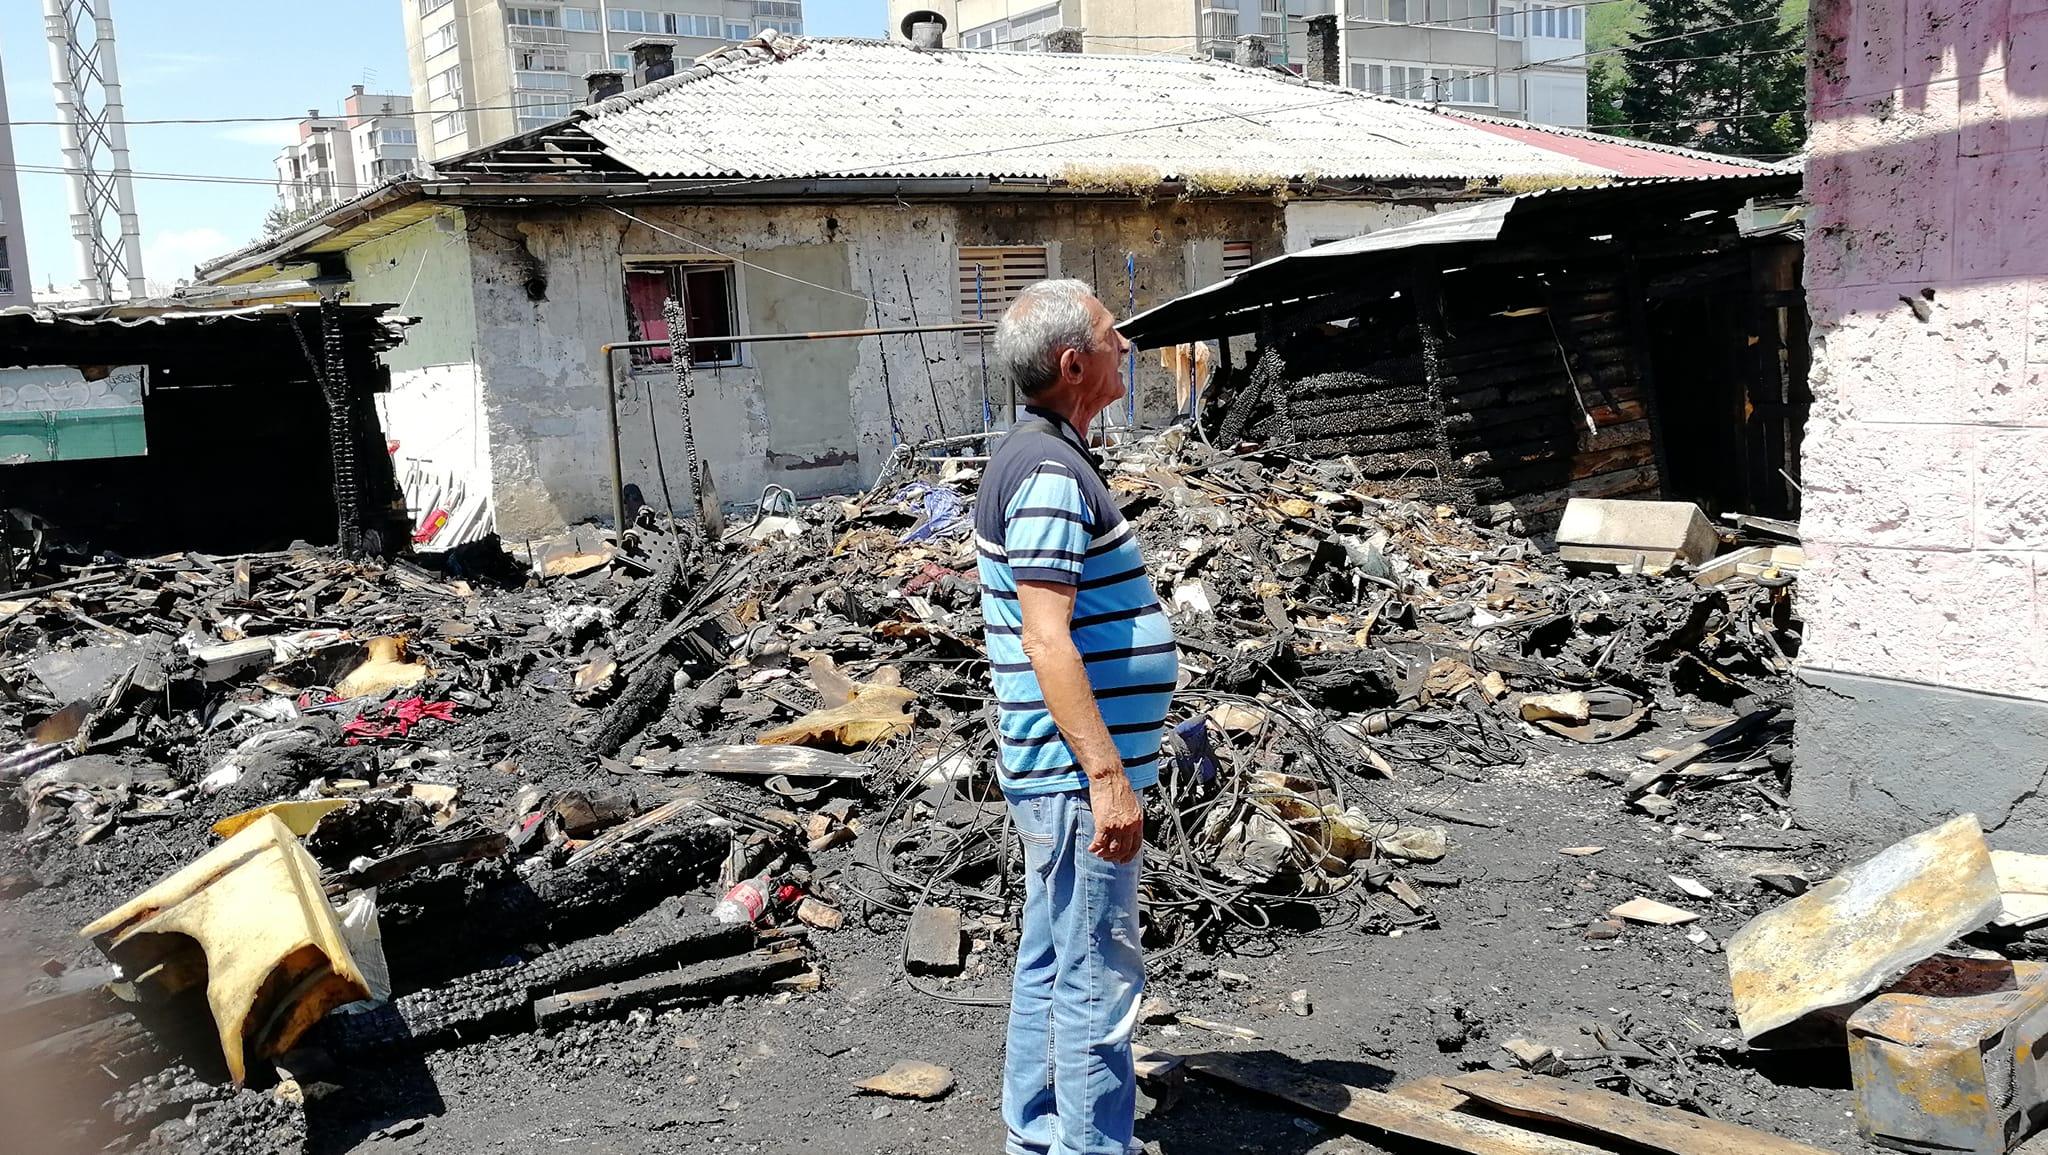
[[42, 0, 146, 303]]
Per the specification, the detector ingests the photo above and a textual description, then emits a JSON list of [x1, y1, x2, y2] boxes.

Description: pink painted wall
[[1800, 0, 2048, 698]]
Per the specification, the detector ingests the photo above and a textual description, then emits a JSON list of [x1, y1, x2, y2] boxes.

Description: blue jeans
[[1003, 787, 1145, 1155]]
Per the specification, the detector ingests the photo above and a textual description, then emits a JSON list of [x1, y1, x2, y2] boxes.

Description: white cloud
[[142, 227, 234, 285], [217, 122, 303, 148]]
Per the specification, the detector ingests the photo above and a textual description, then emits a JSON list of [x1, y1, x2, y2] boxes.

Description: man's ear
[[1057, 347, 1082, 382]]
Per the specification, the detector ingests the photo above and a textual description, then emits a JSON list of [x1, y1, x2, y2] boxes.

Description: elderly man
[[975, 280, 1179, 1155]]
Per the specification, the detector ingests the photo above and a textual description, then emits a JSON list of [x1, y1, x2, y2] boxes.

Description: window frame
[[956, 245, 1052, 344], [622, 258, 745, 369], [1221, 241, 1255, 276]]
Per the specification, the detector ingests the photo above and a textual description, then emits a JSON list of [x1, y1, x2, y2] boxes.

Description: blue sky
[[0, 0, 884, 295]]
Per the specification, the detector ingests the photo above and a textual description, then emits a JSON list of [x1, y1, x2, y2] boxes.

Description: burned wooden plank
[[532, 946, 807, 1026], [320, 915, 753, 1054], [1446, 1071, 1833, 1155], [1621, 705, 1783, 799]]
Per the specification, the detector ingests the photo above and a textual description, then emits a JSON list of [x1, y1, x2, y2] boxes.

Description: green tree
[[1617, 0, 1805, 157], [1587, 59, 1630, 132], [259, 200, 317, 240]]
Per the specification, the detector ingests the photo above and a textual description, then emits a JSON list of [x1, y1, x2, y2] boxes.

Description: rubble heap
[[0, 427, 1802, 1152]]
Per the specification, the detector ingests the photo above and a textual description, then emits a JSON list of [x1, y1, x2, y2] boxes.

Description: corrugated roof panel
[[1436, 112, 1768, 179], [578, 38, 1771, 184]]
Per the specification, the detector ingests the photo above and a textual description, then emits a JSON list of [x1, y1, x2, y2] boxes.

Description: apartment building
[[891, 0, 1311, 66], [888, 0, 1586, 127], [0, 57, 32, 306], [274, 87, 421, 217], [403, 0, 806, 163], [1331, 0, 1587, 126]]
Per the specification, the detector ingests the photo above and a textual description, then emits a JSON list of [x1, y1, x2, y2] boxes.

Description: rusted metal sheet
[[1849, 958, 2048, 1153], [1728, 814, 2002, 1042]]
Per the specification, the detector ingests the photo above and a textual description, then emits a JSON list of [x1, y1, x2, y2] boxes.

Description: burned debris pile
[[0, 427, 1803, 1151]]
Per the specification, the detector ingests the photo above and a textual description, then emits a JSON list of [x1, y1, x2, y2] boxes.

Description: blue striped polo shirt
[[974, 407, 1179, 797]]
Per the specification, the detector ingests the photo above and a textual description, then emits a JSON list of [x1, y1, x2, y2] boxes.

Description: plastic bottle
[[712, 873, 774, 924]]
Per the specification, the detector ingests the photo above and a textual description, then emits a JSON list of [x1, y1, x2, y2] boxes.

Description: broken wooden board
[[1728, 813, 2002, 1042], [1993, 850, 2048, 928], [1622, 705, 1782, 800], [1610, 897, 1699, 926], [1170, 1047, 1613, 1154], [1446, 1070, 1834, 1155], [640, 745, 871, 781]]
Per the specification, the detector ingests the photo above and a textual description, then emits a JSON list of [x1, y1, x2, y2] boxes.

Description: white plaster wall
[[1283, 200, 1439, 251], [1798, 0, 2048, 702], [347, 211, 494, 546], [460, 197, 1295, 538]]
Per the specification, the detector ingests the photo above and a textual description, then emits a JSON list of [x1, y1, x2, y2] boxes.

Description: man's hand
[[1087, 772, 1144, 864]]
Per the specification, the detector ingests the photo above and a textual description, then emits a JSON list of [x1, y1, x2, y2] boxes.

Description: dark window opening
[[624, 262, 738, 368]]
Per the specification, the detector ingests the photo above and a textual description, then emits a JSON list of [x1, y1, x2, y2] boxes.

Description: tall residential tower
[[404, 0, 806, 163]]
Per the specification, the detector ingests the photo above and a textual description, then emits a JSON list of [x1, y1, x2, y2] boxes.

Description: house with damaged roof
[[197, 30, 1770, 547]]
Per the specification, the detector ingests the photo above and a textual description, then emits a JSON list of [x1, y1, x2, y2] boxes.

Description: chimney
[[629, 37, 677, 86], [904, 11, 949, 49], [585, 69, 627, 103], [1235, 34, 1269, 69], [351, 83, 365, 97], [1044, 26, 1085, 52], [1305, 14, 1339, 85]]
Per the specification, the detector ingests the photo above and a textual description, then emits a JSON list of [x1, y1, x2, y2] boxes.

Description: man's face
[[1063, 297, 1131, 412]]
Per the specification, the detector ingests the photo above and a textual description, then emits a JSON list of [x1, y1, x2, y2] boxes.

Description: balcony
[[509, 25, 569, 46]]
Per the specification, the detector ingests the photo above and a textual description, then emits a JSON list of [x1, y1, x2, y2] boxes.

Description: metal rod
[[600, 345, 627, 534], [607, 321, 993, 352]]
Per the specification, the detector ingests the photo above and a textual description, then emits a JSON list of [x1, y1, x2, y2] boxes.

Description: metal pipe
[[599, 344, 627, 534], [609, 320, 993, 352]]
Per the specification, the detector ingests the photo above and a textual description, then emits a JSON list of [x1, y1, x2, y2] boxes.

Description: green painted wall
[[346, 211, 479, 371]]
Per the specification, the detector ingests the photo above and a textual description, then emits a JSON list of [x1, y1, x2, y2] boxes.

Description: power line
[[1296, 0, 1640, 34]]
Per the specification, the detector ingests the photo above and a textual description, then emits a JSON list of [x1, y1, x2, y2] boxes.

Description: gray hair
[[992, 279, 1098, 399]]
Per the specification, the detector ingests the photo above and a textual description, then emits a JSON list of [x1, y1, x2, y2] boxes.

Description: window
[[428, 64, 462, 101], [670, 13, 722, 37], [419, 0, 453, 14], [427, 20, 458, 55], [1350, 59, 1488, 102], [516, 71, 575, 91], [757, 18, 802, 34], [960, 7, 1057, 49], [1344, 0, 1409, 21], [624, 261, 740, 367], [1525, 3, 1579, 37], [612, 52, 633, 70], [563, 7, 602, 31], [433, 112, 463, 141], [1221, 241, 1255, 276], [957, 246, 1051, 340], [609, 8, 654, 33], [0, 238, 13, 296], [380, 127, 418, 145], [1498, 1, 1521, 37], [755, 0, 803, 17], [517, 47, 569, 71], [515, 93, 573, 129], [507, 7, 561, 27], [727, 21, 753, 39], [1202, 7, 1240, 45], [1439, 0, 1490, 29]]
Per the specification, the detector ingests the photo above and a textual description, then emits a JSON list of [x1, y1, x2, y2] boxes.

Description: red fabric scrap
[[343, 696, 458, 744]]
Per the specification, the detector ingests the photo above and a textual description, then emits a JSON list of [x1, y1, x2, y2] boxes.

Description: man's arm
[[1017, 580, 1144, 864]]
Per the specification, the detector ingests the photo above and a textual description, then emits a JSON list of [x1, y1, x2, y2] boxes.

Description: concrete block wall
[[1796, 0, 2048, 845], [1802, 0, 2048, 697]]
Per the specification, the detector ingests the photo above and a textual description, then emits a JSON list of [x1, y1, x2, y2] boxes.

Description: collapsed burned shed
[[0, 303, 410, 562], [1119, 174, 1810, 525]]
